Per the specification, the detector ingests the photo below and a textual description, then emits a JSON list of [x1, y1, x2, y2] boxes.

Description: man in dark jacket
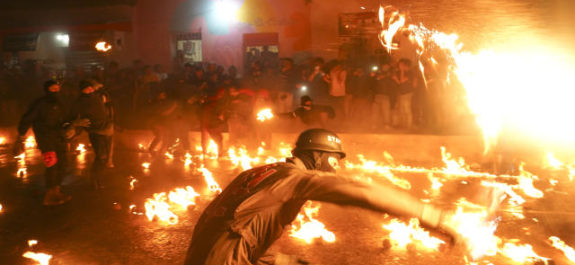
[[184, 128, 476, 265], [16, 80, 86, 205], [286, 96, 334, 129], [69, 80, 112, 189]]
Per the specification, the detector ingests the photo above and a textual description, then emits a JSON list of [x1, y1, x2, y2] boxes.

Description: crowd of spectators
[[0, 55, 473, 142]]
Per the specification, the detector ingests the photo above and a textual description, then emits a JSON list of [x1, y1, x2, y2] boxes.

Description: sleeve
[[17, 100, 40, 136], [286, 172, 443, 228]]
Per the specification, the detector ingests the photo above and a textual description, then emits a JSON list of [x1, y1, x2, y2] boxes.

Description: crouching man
[[184, 128, 490, 264]]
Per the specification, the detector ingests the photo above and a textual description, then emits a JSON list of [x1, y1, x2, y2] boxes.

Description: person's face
[[303, 101, 312, 110], [48, 84, 61, 93]]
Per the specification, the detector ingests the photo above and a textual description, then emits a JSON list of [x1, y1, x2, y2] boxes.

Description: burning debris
[[22, 239, 52, 265], [381, 218, 445, 251], [289, 201, 335, 244], [549, 236, 575, 263]]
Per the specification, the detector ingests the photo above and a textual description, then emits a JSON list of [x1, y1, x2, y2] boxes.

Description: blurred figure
[[277, 58, 297, 113], [15, 80, 84, 205], [392, 58, 417, 129], [225, 86, 254, 147], [325, 61, 347, 127], [284, 95, 334, 129], [154, 64, 168, 82], [372, 64, 395, 130], [147, 90, 187, 154], [90, 79, 115, 168], [200, 87, 226, 160], [306, 57, 329, 104], [346, 66, 375, 131], [69, 80, 113, 190]]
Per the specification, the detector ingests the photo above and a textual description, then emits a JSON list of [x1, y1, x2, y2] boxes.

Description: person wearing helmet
[[184, 128, 475, 265]]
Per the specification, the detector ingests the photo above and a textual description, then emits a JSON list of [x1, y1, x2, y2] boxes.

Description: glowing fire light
[[144, 193, 178, 224], [23, 251, 52, 265], [95, 41, 112, 52], [0, 137, 5, 145], [184, 153, 193, 167], [256, 108, 274, 122], [549, 236, 575, 262], [500, 241, 548, 263], [199, 167, 222, 193], [144, 186, 202, 224], [289, 201, 335, 244], [142, 162, 150, 170], [75, 143, 86, 153], [23, 239, 51, 265], [129, 177, 138, 191], [167, 186, 200, 210], [382, 218, 445, 251], [442, 207, 499, 260], [165, 152, 174, 160], [544, 152, 564, 170], [24, 136, 36, 149], [28, 240, 38, 247], [0, 203, 3, 213]]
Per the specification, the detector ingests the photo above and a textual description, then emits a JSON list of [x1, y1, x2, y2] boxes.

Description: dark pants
[[89, 133, 111, 185], [43, 142, 68, 189]]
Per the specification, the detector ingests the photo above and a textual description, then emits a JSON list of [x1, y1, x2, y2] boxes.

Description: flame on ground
[[144, 186, 202, 224], [144, 193, 178, 224], [549, 236, 575, 263], [199, 167, 222, 193], [382, 218, 445, 251], [289, 201, 335, 244], [23, 251, 52, 265]]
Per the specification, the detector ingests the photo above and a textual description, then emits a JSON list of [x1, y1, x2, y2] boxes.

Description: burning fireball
[[256, 108, 274, 122], [95, 41, 112, 52]]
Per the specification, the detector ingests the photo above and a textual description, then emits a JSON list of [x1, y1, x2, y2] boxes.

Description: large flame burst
[[378, 5, 575, 153]]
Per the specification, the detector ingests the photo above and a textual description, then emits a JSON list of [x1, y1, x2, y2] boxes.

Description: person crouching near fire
[[184, 128, 493, 264]]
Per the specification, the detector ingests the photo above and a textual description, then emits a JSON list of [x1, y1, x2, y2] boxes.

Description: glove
[[71, 118, 91, 128]]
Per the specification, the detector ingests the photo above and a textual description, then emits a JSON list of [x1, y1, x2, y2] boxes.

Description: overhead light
[[55, 33, 69, 47], [360, 6, 366, 10]]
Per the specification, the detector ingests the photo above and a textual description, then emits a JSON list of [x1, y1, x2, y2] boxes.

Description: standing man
[[69, 80, 112, 190], [90, 79, 115, 168], [184, 128, 479, 264], [15, 80, 87, 205]]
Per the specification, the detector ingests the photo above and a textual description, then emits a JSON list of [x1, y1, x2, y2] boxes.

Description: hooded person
[[15, 80, 88, 205], [184, 128, 495, 265], [69, 80, 112, 189]]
